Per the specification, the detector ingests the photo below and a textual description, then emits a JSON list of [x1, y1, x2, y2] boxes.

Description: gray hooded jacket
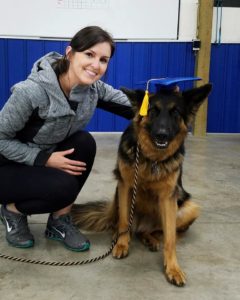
[[0, 52, 131, 166]]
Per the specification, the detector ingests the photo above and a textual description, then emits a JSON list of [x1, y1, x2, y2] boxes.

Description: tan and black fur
[[71, 83, 212, 286]]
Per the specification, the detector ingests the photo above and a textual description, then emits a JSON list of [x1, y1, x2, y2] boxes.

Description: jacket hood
[[25, 51, 78, 116], [28, 51, 90, 93], [27, 51, 91, 99], [28, 51, 63, 92], [10, 52, 98, 119]]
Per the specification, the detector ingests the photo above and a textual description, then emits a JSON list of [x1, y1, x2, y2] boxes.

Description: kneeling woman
[[0, 26, 131, 251]]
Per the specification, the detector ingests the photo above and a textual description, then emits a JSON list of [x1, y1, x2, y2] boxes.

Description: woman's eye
[[85, 52, 93, 58], [100, 58, 109, 64]]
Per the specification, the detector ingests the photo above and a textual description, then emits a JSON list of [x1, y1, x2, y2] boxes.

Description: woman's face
[[67, 42, 111, 86]]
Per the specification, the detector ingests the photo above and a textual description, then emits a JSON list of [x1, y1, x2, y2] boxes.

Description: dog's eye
[[149, 106, 159, 116], [170, 107, 180, 116]]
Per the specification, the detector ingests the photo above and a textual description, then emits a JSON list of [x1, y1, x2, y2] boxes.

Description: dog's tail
[[71, 197, 117, 232]]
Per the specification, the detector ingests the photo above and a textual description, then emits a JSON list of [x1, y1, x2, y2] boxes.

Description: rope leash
[[0, 144, 140, 266]]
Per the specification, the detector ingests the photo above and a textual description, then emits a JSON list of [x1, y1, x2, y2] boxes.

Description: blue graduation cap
[[139, 77, 202, 116]]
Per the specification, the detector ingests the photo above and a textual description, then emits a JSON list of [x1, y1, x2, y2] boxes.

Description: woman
[[0, 26, 132, 251]]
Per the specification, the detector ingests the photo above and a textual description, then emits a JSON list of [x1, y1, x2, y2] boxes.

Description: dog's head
[[121, 84, 212, 149]]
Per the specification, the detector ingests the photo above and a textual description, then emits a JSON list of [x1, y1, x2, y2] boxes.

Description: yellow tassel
[[139, 90, 149, 116]]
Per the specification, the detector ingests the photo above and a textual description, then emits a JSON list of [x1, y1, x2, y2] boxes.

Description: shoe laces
[[57, 215, 80, 235]]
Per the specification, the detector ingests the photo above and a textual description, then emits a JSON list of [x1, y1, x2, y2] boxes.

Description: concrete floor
[[0, 133, 239, 300]]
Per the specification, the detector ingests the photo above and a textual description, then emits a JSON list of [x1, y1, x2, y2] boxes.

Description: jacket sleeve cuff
[[34, 150, 52, 166]]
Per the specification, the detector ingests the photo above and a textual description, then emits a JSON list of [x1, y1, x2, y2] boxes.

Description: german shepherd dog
[[71, 83, 212, 286]]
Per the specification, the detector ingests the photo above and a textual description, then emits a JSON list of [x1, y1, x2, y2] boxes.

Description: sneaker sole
[[45, 230, 90, 252], [7, 240, 34, 248]]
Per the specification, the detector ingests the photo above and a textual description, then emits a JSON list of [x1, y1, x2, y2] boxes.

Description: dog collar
[[139, 77, 202, 116]]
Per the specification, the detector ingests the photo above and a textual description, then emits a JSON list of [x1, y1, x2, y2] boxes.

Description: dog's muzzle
[[154, 138, 169, 149], [153, 130, 170, 149]]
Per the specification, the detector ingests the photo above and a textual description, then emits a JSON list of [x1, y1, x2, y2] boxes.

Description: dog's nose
[[156, 128, 169, 140]]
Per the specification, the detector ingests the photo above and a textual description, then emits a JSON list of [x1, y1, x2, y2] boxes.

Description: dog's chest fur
[[117, 142, 184, 182]]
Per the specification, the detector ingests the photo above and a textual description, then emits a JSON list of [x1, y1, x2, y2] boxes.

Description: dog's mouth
[[154, 138, 169, 149]]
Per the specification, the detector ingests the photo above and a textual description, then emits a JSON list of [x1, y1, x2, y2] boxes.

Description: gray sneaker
[[45, 214, 90, 252], [0, 205, 34, 248]]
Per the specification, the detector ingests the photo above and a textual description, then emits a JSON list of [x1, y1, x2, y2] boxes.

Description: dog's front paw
[[165, 265, 186, 287], [112, 243, 129, 259]]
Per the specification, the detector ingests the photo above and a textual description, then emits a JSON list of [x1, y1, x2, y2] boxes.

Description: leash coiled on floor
[[0, 144, 140, 266]]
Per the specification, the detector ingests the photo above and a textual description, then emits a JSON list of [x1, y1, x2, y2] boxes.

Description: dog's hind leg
[[136, 231, 161, 251], [112, 182, 131, 259], [177, 200, 200, 232]]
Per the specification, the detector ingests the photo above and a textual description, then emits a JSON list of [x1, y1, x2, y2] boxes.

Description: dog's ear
[[120, 87, 146, 112], [182, 83, 212, 119]]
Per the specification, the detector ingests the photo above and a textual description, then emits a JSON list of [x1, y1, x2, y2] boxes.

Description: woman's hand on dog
[[46, 148, 86, 175]]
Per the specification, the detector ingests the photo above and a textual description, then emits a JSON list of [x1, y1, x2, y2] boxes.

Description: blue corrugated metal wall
[[208, 44, 240, 133], [0, 39, 239, 132]]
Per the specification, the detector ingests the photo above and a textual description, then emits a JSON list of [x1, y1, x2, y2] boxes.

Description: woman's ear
[[65, 46, 73, 60]]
